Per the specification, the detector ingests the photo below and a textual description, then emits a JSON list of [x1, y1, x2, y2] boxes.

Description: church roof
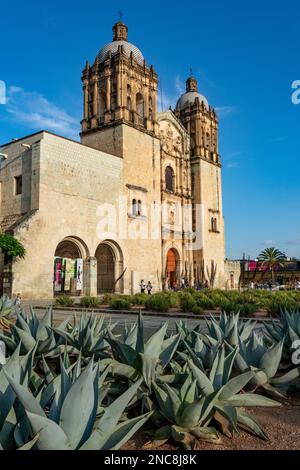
[[176, 91, 209, 111], [97, 40, 144, 66]]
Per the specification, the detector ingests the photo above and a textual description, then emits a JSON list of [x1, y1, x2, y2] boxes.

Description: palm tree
[[257, 247, 286, 284]]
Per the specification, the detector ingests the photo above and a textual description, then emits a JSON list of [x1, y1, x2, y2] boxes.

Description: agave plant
[[0, 295, 16, 329], [264, 310, 300, 363], [103, 313, 181, 388], [0, 307, 71, 357], [187, 343, 280, 439], [53, 314, 115, 359], [234, 331, 300, 398], [151, 376, 221, 450], [1, 357, 151, 450], [204, 312, 256, 348]]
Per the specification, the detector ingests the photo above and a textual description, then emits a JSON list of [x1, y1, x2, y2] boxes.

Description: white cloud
[[226, 161, 239, 169], [5, 86, 80, 139], [175, 75, 185, 95], [215, 106, 235, 118], [261, 240, 277, 246]]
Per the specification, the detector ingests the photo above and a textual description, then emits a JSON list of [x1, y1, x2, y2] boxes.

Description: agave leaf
[[188, 360, 214, 396], [81, 378, 142, 450], [49, 357, 72, 422], [0, 406, 17, 450], [160, 333, 181, 368], [218, 370, 254, 401], [13, 326, 36, 352], [3, 370, 45, 417], [190, 426, 221, 443], [100, 412, 152, 450], [271, 366, 300, 385], [17, 433, 40, 450], [164, 384, 181, 419], [236, 410, 268, 440], [59, 360, 98, 449], [259, 340, 283, 379], [214, 404, 239, 436], [25, 411, 72, 450], [152, 382, 175, 422], [36, 307, 53, 341], [15, 312, 32, 336], [171, 426, 197, 450], [225, 392, 281, 407]]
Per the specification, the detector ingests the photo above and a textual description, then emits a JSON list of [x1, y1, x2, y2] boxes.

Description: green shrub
[[109, 297, 131, 310], [145, 294, 172, 312], [80, 296, 100, 308], [55, 295, 74, 307], [194, 293, 215, 310], [101, 293, 116, 305], [192, 305, 204, 315], [180, 293, 196, 312], [131, 293, 148, 306]]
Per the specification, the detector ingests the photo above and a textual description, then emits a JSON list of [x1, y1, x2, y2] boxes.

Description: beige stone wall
[[224, 260, 241, 290], [192, 157, 226, 288], [6, 132, 124, 298]]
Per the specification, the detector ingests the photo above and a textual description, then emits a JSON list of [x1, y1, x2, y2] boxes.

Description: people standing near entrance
[[146, 281, 153, 294], [146, 281, 153, 295], [140, 280, 146, 293]]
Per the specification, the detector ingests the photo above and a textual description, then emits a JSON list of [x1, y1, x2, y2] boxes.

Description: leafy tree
[[257, 247, 286, 283], [0, 233, 26, 262]]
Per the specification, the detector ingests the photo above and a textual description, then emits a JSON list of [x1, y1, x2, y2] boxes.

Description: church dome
[[176, 91, 209, 111], [96, 20, 144, 66], [176, 76, 209, 111], [97, 41, 144, 66]]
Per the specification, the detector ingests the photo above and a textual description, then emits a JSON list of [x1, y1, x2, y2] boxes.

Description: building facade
[[0, 20, 234, 299]]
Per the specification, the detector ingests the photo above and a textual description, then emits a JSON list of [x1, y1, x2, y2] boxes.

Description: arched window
[[206, 132, 211, 149], [99, 91, 106, 120], [165, 166, 174, 192], [137, 200, 142, 216], [127, 96, 132, 111], [211, 217, 217, 232], [149, 96, 153, 120], [132, 199, 137, 216], [136, 93, 144, 121]]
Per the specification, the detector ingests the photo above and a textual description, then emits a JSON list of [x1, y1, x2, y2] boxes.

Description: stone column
[[83, 257, 97, 297], [83, 80, 89, 120]]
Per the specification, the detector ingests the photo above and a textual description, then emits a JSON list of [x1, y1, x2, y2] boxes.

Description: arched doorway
[[95, 241, 124, 294], [166, 248, 179, 288], [54, 237, 88, 296]]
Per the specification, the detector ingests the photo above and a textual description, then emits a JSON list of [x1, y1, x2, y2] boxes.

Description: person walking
[[146, 281, 153, 295], [140, 280, 146, 294]]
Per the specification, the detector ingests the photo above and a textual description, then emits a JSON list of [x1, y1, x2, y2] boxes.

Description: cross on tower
[[189, 67, 193, 77], [118, 10, 123, 22]]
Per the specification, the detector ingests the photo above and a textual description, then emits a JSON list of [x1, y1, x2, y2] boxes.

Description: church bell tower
[[80, 20, 159, 155]]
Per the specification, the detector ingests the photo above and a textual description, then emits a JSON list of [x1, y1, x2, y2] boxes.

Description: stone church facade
[[0, 20, 238, 299]]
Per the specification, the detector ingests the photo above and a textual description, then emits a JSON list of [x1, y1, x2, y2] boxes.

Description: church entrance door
[[95, 244, 115, 293]]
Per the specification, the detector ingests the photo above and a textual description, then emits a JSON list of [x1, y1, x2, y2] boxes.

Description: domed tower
[[80, 20, 159, 155], [175, 75, 225, 287]]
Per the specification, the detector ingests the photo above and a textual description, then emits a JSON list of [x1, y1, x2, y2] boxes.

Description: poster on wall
[[64, 259, 76, 291], [54, 257, 63, 292], [76, 259, 83, 290]]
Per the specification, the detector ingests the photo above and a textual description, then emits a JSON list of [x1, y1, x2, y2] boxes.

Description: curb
[[31, 304, 275, 322]]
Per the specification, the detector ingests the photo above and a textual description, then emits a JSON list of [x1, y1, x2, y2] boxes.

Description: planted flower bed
[[1, 296, 300, 450]]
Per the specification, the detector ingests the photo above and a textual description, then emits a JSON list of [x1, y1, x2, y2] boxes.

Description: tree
[[0, 233, 26, 263], [257, 247, 286, 284]]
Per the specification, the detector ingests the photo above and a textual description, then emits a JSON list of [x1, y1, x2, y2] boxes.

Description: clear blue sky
[[0, 0, 299, 259]]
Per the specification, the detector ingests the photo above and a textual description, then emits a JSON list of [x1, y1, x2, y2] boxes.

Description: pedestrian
[[15, 293, 22, 308], [146, 281, 153, 295], [181, 278, 185, 289], [140, 280, 146, 294]]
